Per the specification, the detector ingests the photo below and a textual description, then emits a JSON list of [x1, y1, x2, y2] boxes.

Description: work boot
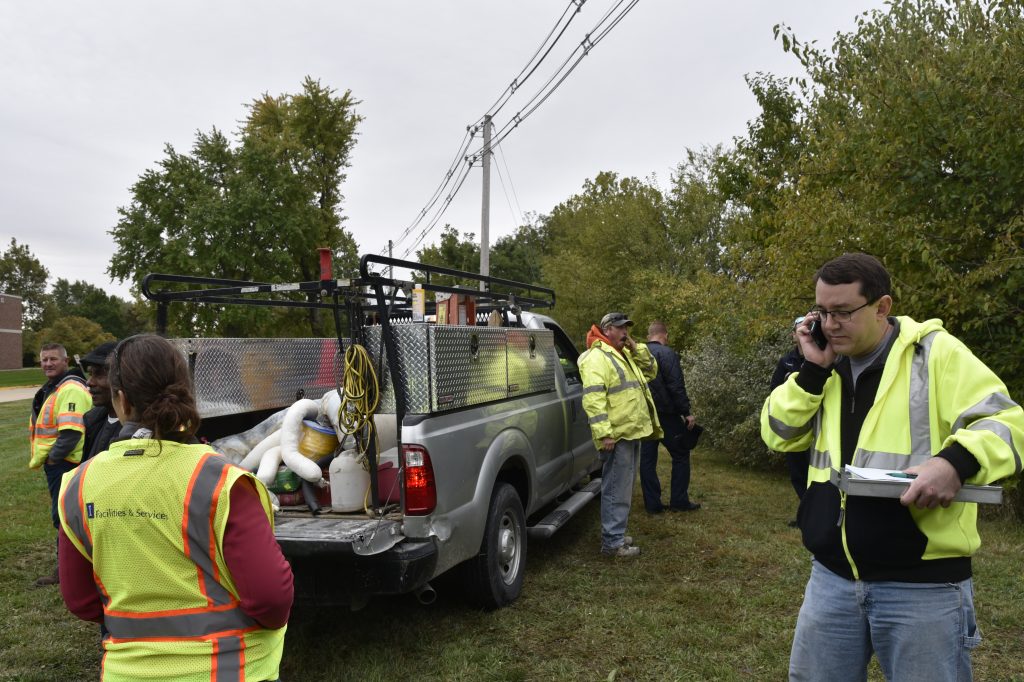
[[34, 570, 59, 587], [601, 544, 641, 558]]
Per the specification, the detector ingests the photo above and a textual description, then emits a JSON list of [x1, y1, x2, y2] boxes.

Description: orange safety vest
[[58, 440, 286, 682]]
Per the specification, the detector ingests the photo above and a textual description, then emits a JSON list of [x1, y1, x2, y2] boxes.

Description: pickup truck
[[143, 256, 602, 610]]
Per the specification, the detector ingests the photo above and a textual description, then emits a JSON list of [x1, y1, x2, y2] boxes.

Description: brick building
[[0, 292, 23, 369]]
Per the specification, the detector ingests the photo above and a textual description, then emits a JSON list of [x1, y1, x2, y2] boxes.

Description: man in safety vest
[[761, 253, 1024, 681], [29, 342, 91, 586], [579, 312, 661, 557]]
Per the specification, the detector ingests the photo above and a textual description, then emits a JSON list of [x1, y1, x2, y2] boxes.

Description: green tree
[[764, 0, 1024, 396], [490, 218, 550, 286], [29, 315, 115, 365], [414, 225, 480, 288], [540, 172, 668, 345], [109, 78, 362, 337], [45, 279, 135, 339], [0, 238, 49, 328]]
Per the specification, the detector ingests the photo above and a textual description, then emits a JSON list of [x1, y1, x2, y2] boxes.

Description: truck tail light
[[402, 444, 436, 515]]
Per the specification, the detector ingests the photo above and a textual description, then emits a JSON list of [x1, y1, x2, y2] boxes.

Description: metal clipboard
[[830, 468, 1003, 505]]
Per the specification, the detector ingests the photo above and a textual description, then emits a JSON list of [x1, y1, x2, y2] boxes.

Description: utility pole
[[479, 115, 492, 291]]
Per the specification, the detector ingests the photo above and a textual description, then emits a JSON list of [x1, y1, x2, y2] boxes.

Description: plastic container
[[329, 449, 370, 512], [377, 461, 400, 504], [298, 420, 339, 460], [269, 465, 299, 494]]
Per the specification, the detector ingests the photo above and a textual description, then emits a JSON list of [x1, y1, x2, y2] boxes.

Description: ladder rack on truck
[[141, 254, 557, 510]]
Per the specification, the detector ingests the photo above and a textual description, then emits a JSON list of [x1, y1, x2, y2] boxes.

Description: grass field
[[1, 398, 1021, 681], [0, 367, 42, 388]]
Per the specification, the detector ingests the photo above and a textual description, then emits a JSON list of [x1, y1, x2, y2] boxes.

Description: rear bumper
[[275, 515, 438, 605], [287, 538, 438, 606]]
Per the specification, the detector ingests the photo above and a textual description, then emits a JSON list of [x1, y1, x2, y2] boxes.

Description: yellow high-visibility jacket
[[579, 338, 662, 449], [59, 440, 286, 682], [29, 374, 91, 469], [762, 316, 1024, 581]]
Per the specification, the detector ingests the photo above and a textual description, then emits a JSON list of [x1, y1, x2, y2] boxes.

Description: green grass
[[2, 397, 1022, 681], [0, 367, 42, 388]]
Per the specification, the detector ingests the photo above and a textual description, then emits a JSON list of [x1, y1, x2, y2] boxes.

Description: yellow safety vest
[[28, 375, 91, 469], [762, 316, 1024, 573], [58, 440, 286, 682], [579, 340, 662, 448]]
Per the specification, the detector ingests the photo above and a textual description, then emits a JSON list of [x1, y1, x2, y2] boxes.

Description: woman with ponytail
[[56, 334, 292, 682]]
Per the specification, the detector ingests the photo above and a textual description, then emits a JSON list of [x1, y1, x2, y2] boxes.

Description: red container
[[377, 462, 400, 504]]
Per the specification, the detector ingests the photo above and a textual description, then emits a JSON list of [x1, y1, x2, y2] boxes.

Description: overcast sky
[[1, 1, 886, 298]]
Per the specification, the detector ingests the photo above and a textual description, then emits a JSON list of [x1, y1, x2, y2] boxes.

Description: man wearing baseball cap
[[80, 341, 121, 461], [578, 312, 661, 557]]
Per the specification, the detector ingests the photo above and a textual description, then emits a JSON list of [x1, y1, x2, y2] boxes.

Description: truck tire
[[463, 482, 526, 610]]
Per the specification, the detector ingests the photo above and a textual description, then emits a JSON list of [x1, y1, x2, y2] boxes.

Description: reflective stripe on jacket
[[761, 316, 1024, 577], [28, 374, 91, 469], [579, 339, 662, 448], [58, 440, 285, 682]]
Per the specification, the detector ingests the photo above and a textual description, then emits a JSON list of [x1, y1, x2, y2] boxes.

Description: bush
[[684, 332, 788, 471]]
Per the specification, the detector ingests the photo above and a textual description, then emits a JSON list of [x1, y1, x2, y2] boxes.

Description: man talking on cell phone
[[579, 312, 661, 558], [762, 252, 1024, 681]]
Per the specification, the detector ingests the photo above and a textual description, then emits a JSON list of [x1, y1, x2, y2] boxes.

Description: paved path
[[0, 386, 38, 403]]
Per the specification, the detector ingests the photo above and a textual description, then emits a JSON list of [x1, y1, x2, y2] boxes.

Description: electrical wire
[[469, 0, 588, 129], [495, 142, 525, 229], [392, 0, 640, 257], [390, 0, 589, 256], [481, 0, 640, 153]]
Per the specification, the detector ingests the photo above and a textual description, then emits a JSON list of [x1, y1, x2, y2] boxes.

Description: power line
[[389, 0, 588, 256], [494, 142, 525, 230], [392, 0, 639, 256]]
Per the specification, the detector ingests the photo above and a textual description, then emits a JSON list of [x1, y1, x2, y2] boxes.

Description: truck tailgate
[[274, 514, 404, 557]]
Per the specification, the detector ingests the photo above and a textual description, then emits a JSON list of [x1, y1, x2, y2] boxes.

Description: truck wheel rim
[[497, 512, 521, 584]]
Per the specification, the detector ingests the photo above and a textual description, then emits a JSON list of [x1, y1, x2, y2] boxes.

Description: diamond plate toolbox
[[169, 337, 344, 419], [173, 324, 557, 418]]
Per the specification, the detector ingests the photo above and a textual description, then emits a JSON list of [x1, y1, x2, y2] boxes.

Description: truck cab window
[[545, 323, 581, 385]]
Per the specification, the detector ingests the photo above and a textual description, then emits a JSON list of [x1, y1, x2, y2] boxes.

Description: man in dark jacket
[[639, 320, 700, 513], [81, 341, 121, 460], [770, 318, 808, 526]]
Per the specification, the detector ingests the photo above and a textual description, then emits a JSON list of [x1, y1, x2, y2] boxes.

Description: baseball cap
[[80, 341, 119, 370], [600, 312, 634, 328]]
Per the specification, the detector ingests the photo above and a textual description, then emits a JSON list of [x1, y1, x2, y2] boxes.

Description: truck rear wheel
[[463, 482, 526, 609]]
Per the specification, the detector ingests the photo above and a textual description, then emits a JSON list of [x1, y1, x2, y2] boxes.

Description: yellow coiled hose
[[335, 343, 383, 513]]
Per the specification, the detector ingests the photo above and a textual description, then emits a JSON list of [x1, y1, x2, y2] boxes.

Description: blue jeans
[[790, 560, 980, 682], [44, 458, 77, 530], [639, 413, 691, 511], [600, 439, 639, 551]]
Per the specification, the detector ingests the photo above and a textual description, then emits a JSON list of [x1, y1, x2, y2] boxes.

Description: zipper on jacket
[[837, 490, 860, 579]]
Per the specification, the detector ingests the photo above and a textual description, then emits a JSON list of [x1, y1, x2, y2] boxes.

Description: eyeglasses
[[811, 299, 876, 323]]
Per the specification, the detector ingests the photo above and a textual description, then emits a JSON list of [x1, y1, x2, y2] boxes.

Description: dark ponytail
[[109, 335, 200, 441]]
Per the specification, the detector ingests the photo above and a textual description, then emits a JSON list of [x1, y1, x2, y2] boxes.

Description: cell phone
[[809, 319, 828, 350]]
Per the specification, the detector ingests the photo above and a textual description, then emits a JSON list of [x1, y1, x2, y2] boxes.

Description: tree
[[109, 78, 362, 337], [414, 225, 480, 288], [540, 172, 668, 345], [45, 279, 135, 339], [28, 315, 115, 365], [0, 238, 49, 328], [763, 0, 1024, 396], [490, 218, 550, 286]]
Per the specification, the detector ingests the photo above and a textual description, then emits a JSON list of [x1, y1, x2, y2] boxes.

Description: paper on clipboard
[[834, 466, 1003, 504], [845, 465, 911, 481]]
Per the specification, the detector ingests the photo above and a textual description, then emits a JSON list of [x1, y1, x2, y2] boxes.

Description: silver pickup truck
[[146, 257, 601, 610]]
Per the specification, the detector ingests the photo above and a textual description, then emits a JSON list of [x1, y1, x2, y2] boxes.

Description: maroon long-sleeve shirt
[[60, 476, 293, 629]]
